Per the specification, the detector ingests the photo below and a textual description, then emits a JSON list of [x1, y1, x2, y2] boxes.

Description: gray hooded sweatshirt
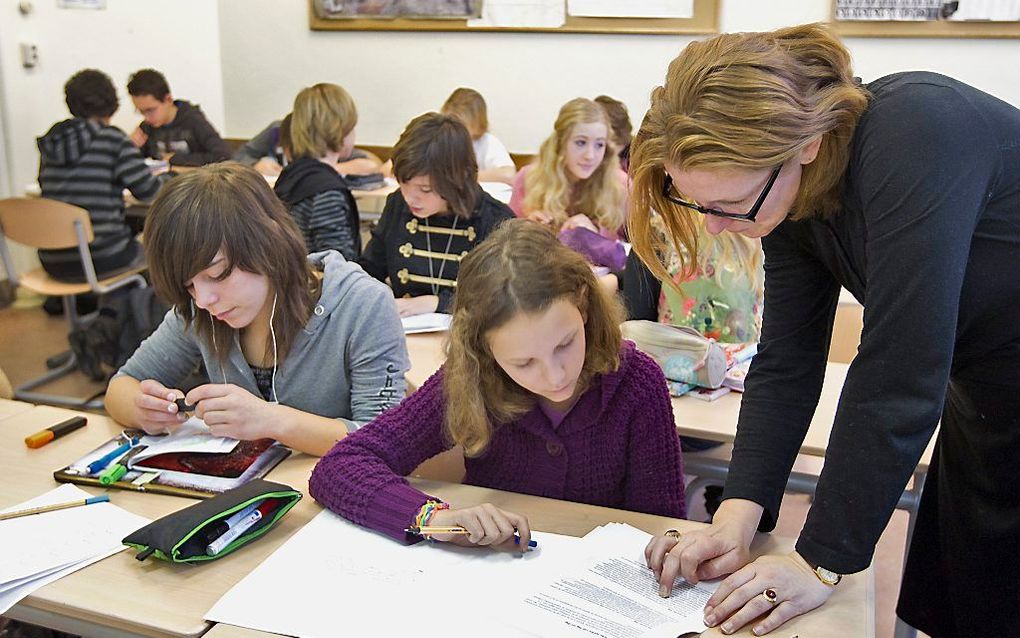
[[117, 251, 409, 432]]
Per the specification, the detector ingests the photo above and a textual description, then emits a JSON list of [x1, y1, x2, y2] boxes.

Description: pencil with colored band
[[405, 525, 539, 548], [0, 494, 109, 522]]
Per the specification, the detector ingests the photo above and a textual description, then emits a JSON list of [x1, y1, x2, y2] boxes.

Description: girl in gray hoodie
[[105, 163, 409, 456]]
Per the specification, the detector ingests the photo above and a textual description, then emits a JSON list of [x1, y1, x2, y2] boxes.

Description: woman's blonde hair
[[145, 163, 320, 364], [441, 87, 488, 139], [290, 83, 358, 159], [524, 98, 626, 232], [629, 23, 869, 284], [444, 219, 624, 456]]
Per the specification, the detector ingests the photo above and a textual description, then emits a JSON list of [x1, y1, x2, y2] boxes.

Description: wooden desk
[[2, 403, 874, 638], [405, 332, 446, 391], [0, 398, 34, 420], [201, 479, 874, 638], [1, 405, 320, 638]]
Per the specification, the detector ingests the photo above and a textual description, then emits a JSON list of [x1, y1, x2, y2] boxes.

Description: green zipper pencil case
[[122, 479, 301, 563]]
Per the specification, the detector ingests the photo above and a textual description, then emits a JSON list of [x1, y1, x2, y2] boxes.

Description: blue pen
[[87, 438, 138, 474], [514, 535, 539, 548]]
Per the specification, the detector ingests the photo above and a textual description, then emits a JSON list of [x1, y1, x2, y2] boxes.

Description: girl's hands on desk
[[428, 504, 532, 552], [395, 295, 438, 317], [134, 379, 188, 434], [525, 211, 553, 225], [702, 551, 833, 635], [561, 213, 599, 233], [186, 383, 280, 440]]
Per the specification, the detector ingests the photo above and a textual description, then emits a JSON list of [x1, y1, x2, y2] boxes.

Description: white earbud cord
[[269, 293, 279, 404]]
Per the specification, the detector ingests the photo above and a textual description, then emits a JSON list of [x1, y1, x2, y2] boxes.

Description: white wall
[[0, 0, 225, 274], [0, 0, 225, 197], [218, 0, 1020, 153]]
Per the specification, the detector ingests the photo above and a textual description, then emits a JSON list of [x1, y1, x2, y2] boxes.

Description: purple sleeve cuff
[[357, 481, 437, 543]]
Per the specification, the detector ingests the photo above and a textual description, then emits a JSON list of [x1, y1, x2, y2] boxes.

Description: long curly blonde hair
[[523, 98, 626, 232], [443, 220, 624, 457], [629, 23, 869, 284]]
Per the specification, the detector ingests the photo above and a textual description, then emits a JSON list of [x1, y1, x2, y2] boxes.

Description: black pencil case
[[122, 479, 301, 563]]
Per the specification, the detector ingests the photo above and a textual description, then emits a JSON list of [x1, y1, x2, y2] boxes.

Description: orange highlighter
[[25, 416, 87, 448]]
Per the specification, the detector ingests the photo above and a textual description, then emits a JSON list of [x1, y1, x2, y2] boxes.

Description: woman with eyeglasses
[[631, 23, 1020, 638]]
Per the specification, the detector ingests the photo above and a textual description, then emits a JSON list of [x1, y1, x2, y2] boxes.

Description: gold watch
[[811, 564, 842, 586]]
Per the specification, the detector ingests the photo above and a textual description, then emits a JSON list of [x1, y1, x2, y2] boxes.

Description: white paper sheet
[[206, 509, 582, 637], [501, 523, 718, 637], [567, 0, 693, 18], [0, 484, 150, 614], [130, 418, 238, 468], [401, 312, 452, 334], [467, 0, 565, 28]]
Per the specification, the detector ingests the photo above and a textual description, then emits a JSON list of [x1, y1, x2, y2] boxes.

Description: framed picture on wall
[[314, 0, 482, 19]]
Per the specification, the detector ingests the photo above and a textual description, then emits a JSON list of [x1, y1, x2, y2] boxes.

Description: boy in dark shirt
[[126, 68, 230, 167]]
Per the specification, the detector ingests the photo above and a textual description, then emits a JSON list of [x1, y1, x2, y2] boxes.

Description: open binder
[[54, 423, 290, 499]]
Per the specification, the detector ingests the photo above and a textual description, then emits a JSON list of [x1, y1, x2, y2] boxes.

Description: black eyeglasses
[[661, 164, 782, 222]]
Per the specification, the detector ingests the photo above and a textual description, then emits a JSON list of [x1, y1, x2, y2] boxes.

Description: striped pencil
[[0, 494, 110, 522]]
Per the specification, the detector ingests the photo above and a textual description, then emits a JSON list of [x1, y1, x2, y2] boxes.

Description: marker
[[86, 438, 138, 475], [98, 446, 146, 485], [25, 416, 87, 449], [0, 494, 109, 521], [174, 398, 197, 413], [197, 501, 262, 546], [206, 501, 276, 556]]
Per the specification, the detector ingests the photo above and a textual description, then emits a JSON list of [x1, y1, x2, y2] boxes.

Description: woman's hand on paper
[[428, 503, 532, 553], [395, 295, 438, 317], [701, 551, 834, 635], [134, 379, 188, 434], [186, 383, 279, 440]]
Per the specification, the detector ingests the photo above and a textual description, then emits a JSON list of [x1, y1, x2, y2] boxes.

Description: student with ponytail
[[105, 163, 409, 456], [633, 23, 1020, 637]]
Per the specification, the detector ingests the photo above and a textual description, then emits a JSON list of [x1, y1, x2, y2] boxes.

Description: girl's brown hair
[[443, 219, 624, 456], [441, 87, 488, 139], [144, 162, 320, 363], [290, 83, 357, 159], [391, 112, 482, 219], [629, 23, 869, 284], [594, 95, 633, 151], [523, 98, 626, 232]]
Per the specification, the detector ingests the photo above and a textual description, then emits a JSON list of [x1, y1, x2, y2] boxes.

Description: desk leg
[[892, 468, 927, 638]]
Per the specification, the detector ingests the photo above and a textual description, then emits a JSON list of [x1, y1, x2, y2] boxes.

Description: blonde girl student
[[440, 87, 516, 184], [358, 113, 514, 317], [273, 83, 362, 260], [311, 220, 686, 547], [105, 163, 409, 457], [508, 98, 628, 240]]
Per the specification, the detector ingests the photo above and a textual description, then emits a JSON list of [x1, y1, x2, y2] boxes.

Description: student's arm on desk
[[114, 138, 167, 201], [309, 371, 451, 541], [337, 149, 382, 176]]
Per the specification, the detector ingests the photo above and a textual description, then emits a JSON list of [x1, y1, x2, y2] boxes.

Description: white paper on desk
[[467, 0, 565, 28], [500, 523, 717, 638], [401, 312, 452, 334], [129, 417, 238, 469], [0, 484, 150, 614], [481, 181, 514, 203], [567, 0, 693, 18], [206, 509, 581, 637]]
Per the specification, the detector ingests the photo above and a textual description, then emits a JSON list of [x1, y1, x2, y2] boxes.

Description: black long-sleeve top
[[727, 72, 1020, 573], [358, 189, 514, 312]]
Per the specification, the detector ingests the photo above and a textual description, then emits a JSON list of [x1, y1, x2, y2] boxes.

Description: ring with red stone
[[761, 588, 779, 605]]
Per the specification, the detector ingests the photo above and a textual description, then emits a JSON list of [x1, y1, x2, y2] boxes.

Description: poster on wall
[[314, 0, 482, 19]]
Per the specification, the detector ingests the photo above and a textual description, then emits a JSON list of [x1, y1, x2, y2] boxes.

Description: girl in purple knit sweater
[[310, 220, 685, 551]]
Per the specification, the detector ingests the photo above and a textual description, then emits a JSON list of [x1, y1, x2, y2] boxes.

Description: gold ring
[[762, 588, 779, 605], [664, 529, 682, 540]]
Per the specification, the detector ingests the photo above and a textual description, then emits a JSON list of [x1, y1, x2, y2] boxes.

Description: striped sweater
[[36, 118, 163, 274]]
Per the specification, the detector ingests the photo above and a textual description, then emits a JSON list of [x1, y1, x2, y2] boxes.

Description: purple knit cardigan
[[309, 340, 686, 541]]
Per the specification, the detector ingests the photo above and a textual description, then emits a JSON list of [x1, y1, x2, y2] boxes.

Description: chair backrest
[[0, 197, 94, 250]]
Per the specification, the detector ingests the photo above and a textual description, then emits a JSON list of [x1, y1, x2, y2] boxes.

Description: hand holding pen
[[420, 504, 532, 552]]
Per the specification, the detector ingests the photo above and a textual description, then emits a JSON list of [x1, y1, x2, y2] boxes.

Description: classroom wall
[[0, 0, 225, 274], [218, 0, 1020, 153]]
